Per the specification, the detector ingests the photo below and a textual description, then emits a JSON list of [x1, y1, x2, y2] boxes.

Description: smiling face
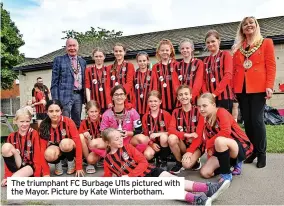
[[242, 17, 257, 37], [177, 88, 192, 105], [87, 106, 100, 121], [108, 130, 124, 149], [112, 88, 126, 105], [206, 35, 220, 54], [180, 42, 193, 59], [197, 97, 216, 117], [148, 95, 161, 112], [93, 51, 105, 65], [15, 115, 31, 134], [159, 44, 171, 61], [137, 54, 149, 70], [66, 38, 79, 57], [47, 104, 62, 123], [113, 46, 125, 62]]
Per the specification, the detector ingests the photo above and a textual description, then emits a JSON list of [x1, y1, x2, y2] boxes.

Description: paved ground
[[1, 153, 284, 205]]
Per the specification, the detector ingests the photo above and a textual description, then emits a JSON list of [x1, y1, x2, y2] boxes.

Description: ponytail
[[39, 116, 51, 140]]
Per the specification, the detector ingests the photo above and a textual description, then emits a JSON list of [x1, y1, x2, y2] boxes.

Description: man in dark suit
[[51, 38, 86, 128]]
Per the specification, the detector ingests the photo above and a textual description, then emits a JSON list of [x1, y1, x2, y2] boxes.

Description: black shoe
[[159, 161, 168, 171], [191, 158, 202, 171], [170, 161, 184, 174], [244, 153, 257, 164], [257, 154, 266, 168], [193, 193, 212, 206], [205, 180, 231, 201]]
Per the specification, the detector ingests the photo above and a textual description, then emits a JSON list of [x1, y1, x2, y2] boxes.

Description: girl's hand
[[43, 175, 50, 177], [75, 170, 85, 177], [1, 179, 7, 187], [151, 143, 160, 152], [188, 132, 198, 139], [150, 133, 159, 140], [122, 175, 128, 177], [181, 152, 193, 164], [265, 88, 273, 99], [84, 132, 91, 140]]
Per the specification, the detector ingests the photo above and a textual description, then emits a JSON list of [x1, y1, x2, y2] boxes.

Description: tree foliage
[[1, 3, 25, 90], [62, 27, 123, 43]]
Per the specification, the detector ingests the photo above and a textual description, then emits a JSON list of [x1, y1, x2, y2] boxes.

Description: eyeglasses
[[113, 93, 125, 98]]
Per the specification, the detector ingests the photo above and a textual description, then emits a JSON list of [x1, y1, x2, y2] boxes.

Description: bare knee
[[59, 139, 74, 152], [135, 134, 149, 144], [1, 143, 15, 157], [200, 167, 213, 179], [159, 134, 168, 146], [144, 150, 155, 160], [44, 149, 59, 162], [87, 153, 99, 164], [168, 135, 178, 146], [80, 134, 86, 143], [214, 137, 228, 151]]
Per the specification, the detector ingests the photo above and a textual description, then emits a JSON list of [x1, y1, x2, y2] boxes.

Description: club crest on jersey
[[61, 129, 66, 137], [159, 121, 165, 127], [27, 140, 32, 147], [122, 152, 129, 160]]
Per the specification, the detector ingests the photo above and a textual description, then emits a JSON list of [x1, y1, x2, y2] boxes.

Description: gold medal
[[99, 87, 103, 92], [115, 82, 119, 86], [243, 59, 252, 69], [178, 75, 183, 81], [163, 83, 167, 87], [140, 94, 144, 98]]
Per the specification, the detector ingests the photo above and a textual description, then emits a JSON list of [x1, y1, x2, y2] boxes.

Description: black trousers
[[216, 99, 233, 114], [237, 92, 266, 155]]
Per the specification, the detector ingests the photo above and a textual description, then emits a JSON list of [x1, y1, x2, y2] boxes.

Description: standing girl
[[1, 108, 41, 186], [232, 17, 276, 168], [133, 51, 158, 116], [142, 90, 172, 170], [100, 85, 149, 152], [85, 48, 108, 112], [168, 85, 203, 174], [197, 93, 253, 182], [79, 100, 104, 174], [203, 30, 234, 113], [39, 100, 84, 177], [175, 38, 204, 104], [152, 39, 179, 113], [106, 43, 135, 107], [102, 128, 230, 205]]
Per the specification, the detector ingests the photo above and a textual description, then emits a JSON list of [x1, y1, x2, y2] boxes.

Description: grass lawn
[[1, 118, 284, 152]]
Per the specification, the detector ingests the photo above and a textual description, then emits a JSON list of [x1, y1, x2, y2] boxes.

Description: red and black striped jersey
[[203, 108, 253, 158], [4, 128, 41, 178], [40, 116, 83, 176], [132, 68, 158, 115], [168, 106, 201, 140], [103, 144, 155, 177], [174, 58, 204, 104], [142, 109, 171, 136], [105, 61, 135, 105], [79, 117, 101, 139], [85, 65, 108, 110], [202, 50, 234, 100], [34, 91, 45, 113], [152, 61, 179, 112]]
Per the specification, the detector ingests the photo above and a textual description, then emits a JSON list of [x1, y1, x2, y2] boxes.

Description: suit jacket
[[51, 54, 87, 105], [233, 38, 276, 93]]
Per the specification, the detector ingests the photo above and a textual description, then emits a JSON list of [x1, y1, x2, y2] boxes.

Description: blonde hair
[[101, 128, 118, 153], [232, 16, 263, 54], [156, 39, 176, 61], [179, 38, 195, 51], [148, 90, 162, 100], [92, 47, 105, 58], [205, 30, 221, 42], [14, 108, 32, 122], [85, 100, 101, 113], [198, 93, 217, 126]]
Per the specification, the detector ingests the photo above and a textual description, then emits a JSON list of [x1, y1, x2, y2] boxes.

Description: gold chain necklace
[[239, 38, 264, 69]]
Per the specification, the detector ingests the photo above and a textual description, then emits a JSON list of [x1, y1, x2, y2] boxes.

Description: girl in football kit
[[102, 128, 230, 206], [79, 100, 105, 174], [100, 85, 149, 153], [203, 30, 234, 113], [174, 38, 204, 104], [196, 93, 253, 181], [85, 48, 108, 113], [168, 85, 203, 174], [1, 108, 41, 187], [133, 51, 158, 116], [142, 90, 172, 170], [105, 43, 135, 107], [152, 39, 179, 113], [39, 100, 84, 177]]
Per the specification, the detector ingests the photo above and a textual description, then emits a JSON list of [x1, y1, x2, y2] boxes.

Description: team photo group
[[1, 16, 276, 205]]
